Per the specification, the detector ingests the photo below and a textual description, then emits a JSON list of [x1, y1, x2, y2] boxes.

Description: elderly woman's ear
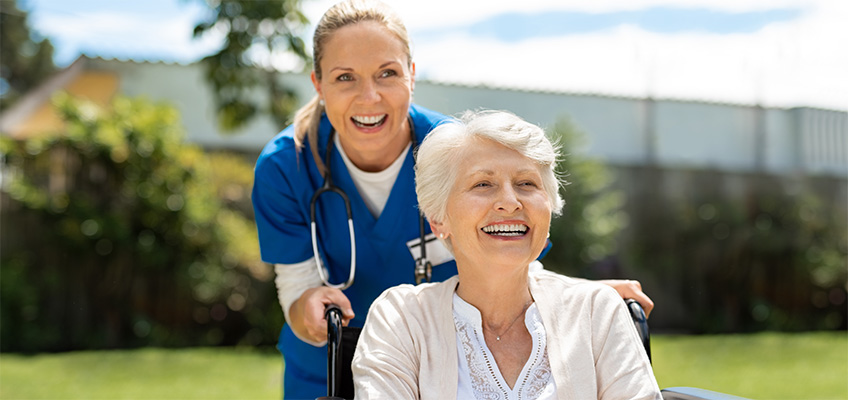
[[429, 220, 447, 239]]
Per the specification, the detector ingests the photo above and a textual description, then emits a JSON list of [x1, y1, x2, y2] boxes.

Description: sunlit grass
[[0, 332, 845, 399], [0, 347, 281, 399], [653, 332, 848, 400]]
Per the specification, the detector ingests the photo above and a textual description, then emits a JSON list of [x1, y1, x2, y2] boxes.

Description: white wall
[[89, 58, 301, 152], [88, 58, 847, 177]]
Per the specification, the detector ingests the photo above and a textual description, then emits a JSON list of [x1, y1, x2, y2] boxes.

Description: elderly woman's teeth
[[482, 224, 528, 236], [352, 114, 387, 127]]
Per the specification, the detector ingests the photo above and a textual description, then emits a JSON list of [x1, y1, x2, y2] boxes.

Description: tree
[[0, 93, 280, 351], [0, 1, 56, 110], [544, 116, 628, 277], [192, 0, 310, 131]]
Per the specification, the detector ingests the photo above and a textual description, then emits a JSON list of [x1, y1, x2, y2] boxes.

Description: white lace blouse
[[453, 294, 557, 400]]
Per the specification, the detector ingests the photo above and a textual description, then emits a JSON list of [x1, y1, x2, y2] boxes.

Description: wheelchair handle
[[319, 304, 345, 400], [626, 298, 651, 363]]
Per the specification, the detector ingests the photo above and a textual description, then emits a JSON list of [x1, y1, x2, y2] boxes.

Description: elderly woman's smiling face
[[436, 138, 552, 269]]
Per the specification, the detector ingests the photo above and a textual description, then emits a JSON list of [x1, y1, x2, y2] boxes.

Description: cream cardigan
[[352, 270, 662, 399]]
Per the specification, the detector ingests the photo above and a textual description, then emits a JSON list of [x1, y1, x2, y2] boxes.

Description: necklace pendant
[[496, 336, 501, 341]]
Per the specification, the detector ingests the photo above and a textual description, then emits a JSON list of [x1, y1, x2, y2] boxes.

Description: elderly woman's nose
[[495, 185, 522, 212]]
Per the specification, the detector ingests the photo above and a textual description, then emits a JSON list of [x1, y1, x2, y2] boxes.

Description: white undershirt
[[334, 133, 411, 218], [273, 137, 412, 346], [453, 294, 557, 400]]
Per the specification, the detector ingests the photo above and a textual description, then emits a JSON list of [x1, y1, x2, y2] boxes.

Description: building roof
[[0, 57, 120, 139]]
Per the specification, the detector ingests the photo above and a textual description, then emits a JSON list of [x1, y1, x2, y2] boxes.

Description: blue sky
[[15, 0, 848, 111], [20, 0, 218, 65], [441, 7, 804, 41]]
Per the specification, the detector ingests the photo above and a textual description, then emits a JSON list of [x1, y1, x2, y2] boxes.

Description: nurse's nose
[[495, 185, 522, 214], [357, 78, 381, 104]]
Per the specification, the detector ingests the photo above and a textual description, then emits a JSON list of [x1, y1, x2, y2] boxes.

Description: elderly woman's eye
[[473, 181, 491, 188]]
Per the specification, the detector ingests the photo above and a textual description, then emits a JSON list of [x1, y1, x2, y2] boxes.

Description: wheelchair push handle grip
[[325, 304, 344, 346], [321, 304, 345, 399], [325, 304, 343, 322], [625, 298, 651, 363]]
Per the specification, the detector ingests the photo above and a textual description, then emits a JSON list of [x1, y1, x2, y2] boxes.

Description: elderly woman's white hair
[[415, 109, 565, 236]]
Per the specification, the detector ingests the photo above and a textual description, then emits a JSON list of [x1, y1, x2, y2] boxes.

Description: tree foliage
[[0, 94, 280, 351], [544, 117, 628, 277], [192, 0, 310, 131], [0, 1, 56, 110], [542, 117, 846, 333], [624, 169, 848, 332]]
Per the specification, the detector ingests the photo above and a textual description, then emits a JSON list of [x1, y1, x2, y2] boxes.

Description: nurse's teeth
[[352, 115, 386, 125]]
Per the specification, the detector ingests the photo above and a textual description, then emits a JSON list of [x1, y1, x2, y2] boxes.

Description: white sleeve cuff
[[275, 259, 327, 347]]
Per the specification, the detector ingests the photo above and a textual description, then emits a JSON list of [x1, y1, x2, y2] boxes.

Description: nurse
[[251, 0, 653, 398]]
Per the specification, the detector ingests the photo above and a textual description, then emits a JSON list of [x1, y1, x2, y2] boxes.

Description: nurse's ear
[[410, 62, 416, 94], [311, 70, 323, 99]]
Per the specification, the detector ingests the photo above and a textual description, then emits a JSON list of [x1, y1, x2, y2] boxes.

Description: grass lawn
[[1, 332, 845, 399], [652, 331, 848, 400], [0, 347, 282, 399]]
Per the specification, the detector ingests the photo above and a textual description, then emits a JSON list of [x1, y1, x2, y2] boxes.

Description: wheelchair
[[317, 300, 748, 400]]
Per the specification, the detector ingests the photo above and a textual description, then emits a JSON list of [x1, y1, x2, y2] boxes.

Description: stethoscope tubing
[[310, 118, 430, 290], [310, 128, 357, 290]]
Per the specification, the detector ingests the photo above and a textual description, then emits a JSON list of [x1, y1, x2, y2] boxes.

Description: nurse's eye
[[336, 73, 354, 82], [380, 69, 398, 78]]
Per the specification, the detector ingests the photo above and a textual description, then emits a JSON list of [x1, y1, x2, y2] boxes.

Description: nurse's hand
[[288, 286, 355, 345], [600, 279, 655, 318]]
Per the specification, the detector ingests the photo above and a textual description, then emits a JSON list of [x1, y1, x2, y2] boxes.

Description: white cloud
[[396, 0, 848, 110], [382, 0, 816, 30], [33, 7, 222, 65]]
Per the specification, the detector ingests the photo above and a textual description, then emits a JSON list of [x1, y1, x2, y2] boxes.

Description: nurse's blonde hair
[[293, 0, 412, 176], [415, 110, 565, 250]]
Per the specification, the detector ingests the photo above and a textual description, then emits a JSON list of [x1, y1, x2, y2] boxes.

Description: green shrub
[[0, 93, 280, 351]]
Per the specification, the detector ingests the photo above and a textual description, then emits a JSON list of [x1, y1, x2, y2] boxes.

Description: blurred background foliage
[[192, 0, 310, 131], [546, 117, 628, 275], [0, 94, 281, 352], [621, 169, 848, 333], [543, 117, 846, 333]]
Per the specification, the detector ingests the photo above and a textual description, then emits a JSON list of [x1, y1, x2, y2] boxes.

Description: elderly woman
[[352, 110, 661, 399]]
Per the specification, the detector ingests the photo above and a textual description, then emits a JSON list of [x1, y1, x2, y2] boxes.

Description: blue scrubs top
[[252, 104, 458, 398]]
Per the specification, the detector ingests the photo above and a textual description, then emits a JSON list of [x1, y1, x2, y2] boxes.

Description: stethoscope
[[309, 118, 433, 290]]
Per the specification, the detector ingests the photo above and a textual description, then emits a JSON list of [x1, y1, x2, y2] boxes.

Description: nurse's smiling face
[[312, 21, 415, 172], [436, 138, 552, 270]]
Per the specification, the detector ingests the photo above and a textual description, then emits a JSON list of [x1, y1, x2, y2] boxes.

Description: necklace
[[485, 300, 532, 341]]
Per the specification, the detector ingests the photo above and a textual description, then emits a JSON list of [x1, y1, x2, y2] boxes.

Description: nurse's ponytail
[[293, 94, 327, 176]]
